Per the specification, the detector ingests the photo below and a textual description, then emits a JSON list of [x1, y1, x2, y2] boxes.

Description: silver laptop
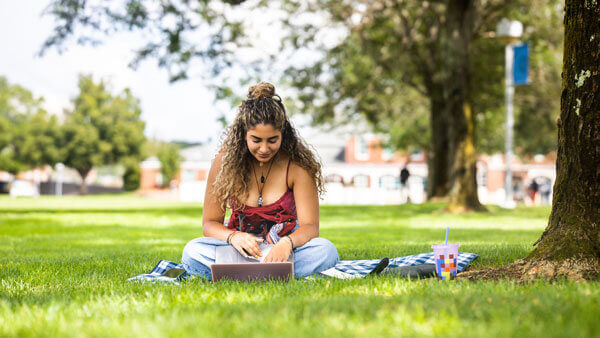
[[211, 244, 294, 282]]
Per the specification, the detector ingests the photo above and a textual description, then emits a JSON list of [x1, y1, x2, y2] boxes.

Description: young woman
[[181, 82, 339, 279]]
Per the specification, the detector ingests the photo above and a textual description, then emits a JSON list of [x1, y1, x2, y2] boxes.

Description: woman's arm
[[263, 162, 319, 262], [201, 152, 230, 241], [287, 162, 320, 247]]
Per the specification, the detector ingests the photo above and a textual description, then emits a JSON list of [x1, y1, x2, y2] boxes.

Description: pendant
[[261, 175, 265, 183], [258, 196, 263, 207]]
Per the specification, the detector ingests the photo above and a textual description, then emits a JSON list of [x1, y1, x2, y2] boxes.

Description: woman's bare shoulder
[[207, 151, 226, 178], [288, 160, 312, 187], [212, 150, 226, 166]]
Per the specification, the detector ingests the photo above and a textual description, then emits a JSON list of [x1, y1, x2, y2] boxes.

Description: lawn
[[1, 194, 598, 337]]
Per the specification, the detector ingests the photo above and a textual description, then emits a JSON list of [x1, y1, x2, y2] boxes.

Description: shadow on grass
[[324, 225, 543, 244], [0, 207, 203, 215], [0, 203, 550, 223]]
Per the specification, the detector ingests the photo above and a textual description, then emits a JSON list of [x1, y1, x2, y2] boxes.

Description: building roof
[[180, 142, 220, 162], [297, 127, 349, 165], [170, 128, 348, 166]]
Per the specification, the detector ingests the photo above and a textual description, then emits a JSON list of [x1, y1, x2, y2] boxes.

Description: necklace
[[252, 153, 277, 207]]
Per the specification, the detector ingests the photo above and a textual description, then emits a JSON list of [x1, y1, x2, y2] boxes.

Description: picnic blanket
[[127, 251, 478, 283]]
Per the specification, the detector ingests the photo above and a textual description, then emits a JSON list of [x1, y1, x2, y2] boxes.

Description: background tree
[[0, 114, 15, 173], [12, 111, 63, 172], [281, 0, 507, 211], [281, 0, 562, 210], [62, 75, 146, 194], [282, 1, 453, 199], [0, 76, 62, 176], [157, 142, 182, 188], [122, 158, 142, 192]]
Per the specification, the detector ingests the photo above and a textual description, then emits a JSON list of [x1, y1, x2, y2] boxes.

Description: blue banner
[[513, 43, 529, 85]]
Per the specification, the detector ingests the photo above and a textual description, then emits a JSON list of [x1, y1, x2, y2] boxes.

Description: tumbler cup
[[431, 243, 460, 280]]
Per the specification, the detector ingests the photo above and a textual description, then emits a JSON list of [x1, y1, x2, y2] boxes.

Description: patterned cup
[[431, 244, 460, 280]]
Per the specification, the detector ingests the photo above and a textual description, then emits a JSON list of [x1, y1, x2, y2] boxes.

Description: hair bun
[[248, 82, 276, 100]]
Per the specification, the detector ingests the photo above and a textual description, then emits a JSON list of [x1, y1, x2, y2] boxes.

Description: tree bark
[[427, 90, 452, 200], [77, 168, 90, 195], [443, 0, 485, 212], [527, 0, 600, 264]]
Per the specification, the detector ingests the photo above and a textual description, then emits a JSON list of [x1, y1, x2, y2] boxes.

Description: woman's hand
[[230, 232, 263, 259], [263, 238, 293, 263]]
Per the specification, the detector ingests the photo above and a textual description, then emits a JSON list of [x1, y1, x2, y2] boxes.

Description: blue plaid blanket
[[128, 252, 478, 283]]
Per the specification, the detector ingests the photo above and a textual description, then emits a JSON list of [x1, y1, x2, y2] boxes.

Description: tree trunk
[[459, 0, 600, 281], [77, 168, 90, 195], [443, 0, 485, 213], [427, 91, 452, 200], [527, 0, 600, 266]]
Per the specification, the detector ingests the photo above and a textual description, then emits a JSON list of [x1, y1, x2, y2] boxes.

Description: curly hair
[[213, 82, 325, 211]]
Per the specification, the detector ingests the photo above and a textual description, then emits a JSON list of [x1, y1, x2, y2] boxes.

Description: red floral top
[[226, 160, 297, 238]]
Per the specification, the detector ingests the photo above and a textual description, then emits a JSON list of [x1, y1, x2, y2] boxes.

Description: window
[[182, 169, 196, 182], [382, 147, 395, 161], [476, 162, 487, 187], [354, 137, 369, 161], [352, 174, 370, 188], [409, 151, 424, 161], [325, 174, 343, 183], [379, 175, 399, 190]]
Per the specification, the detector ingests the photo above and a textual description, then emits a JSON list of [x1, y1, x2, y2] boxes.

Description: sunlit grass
[[1, 195, 598, 337]]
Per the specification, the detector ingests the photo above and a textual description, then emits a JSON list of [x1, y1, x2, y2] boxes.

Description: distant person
[[400, 165, 410, 203], [529, 179, 540, 205], [181, 82, 338, 280]]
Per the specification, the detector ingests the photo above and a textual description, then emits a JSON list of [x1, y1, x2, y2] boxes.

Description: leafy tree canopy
[[281, 0, 562, 156], [62, 74, 146, 192], [40, 0, 563, 158], [157, 142, 182, 188], [41, 0, 250, 82], [0, 76, 62, 174]]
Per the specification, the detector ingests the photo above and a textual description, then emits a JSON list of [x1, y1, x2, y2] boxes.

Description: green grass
[[1, 194, 598, 337]]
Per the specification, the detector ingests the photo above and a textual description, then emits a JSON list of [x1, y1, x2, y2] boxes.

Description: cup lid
[[431, 243, 460, 249]]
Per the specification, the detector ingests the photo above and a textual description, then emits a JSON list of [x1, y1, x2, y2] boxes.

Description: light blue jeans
[[181, 236, 339, 280]]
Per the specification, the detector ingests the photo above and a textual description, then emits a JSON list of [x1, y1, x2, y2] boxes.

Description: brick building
[[139, 132, 555, 205]]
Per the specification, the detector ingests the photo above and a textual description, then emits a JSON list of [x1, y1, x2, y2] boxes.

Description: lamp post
[[496, 19, 523, 209], [55, 162, 64, 196]]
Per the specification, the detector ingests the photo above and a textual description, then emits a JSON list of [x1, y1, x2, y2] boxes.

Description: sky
[[0, 1, 298, 143]]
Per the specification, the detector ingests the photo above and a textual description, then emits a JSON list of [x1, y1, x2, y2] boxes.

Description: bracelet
[[227, 231, 239, 244], [285, 235, 295, 249]]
